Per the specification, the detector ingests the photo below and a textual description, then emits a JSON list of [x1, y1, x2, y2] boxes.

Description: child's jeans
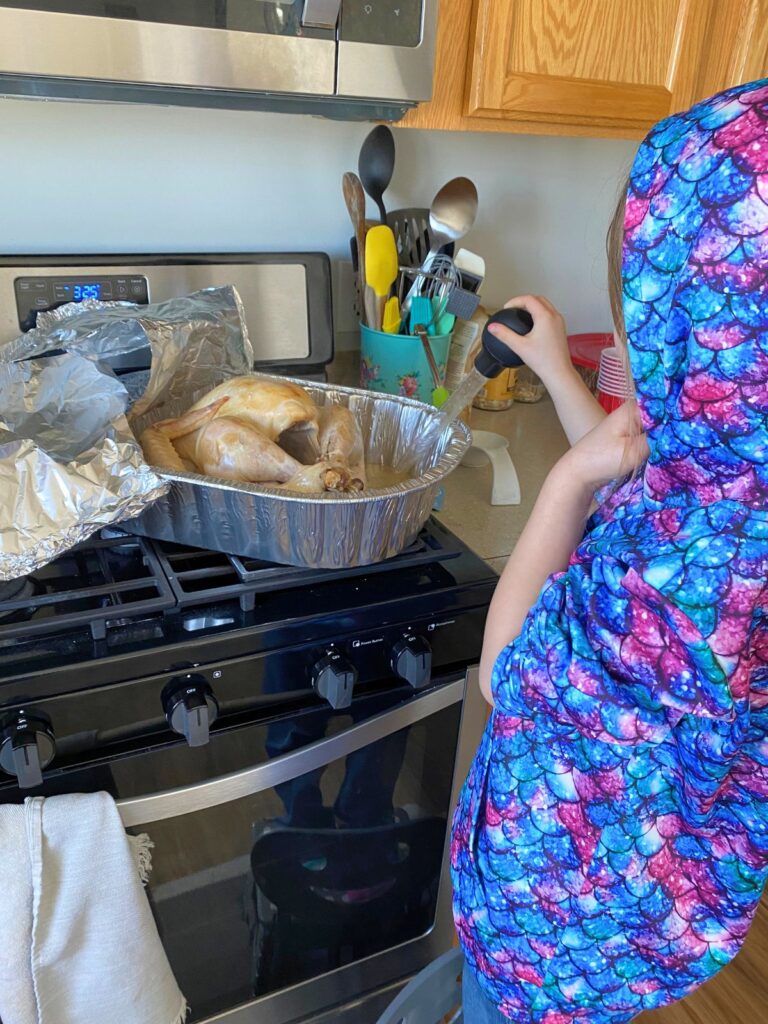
[[463, 962, 508, 1022]]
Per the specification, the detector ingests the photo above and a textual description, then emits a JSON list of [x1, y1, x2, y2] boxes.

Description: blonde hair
[[607, 182, 627, 353], [606, 178, 643, 480]]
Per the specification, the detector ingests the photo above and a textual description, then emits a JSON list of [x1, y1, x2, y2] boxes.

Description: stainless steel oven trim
[[0, 253, 335, 369], [118, 676, 464, 827], [0, 8, 335, 96], [194, 666, 485, 1024], [337, 0, 438, 102]]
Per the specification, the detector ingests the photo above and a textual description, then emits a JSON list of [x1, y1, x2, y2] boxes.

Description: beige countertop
[[328, 351, 569, 575], [435, 398, 569, 573]]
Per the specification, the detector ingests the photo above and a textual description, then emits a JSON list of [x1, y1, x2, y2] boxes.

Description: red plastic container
[[567, 332, 613, 370]]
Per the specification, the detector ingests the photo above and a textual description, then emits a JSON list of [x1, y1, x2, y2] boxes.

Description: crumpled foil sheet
[[0, 287, 249, 580]]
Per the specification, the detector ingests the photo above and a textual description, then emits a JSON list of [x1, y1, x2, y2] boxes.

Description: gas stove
[[0, 519, 491, 690], [0, 524, 465, 645], [0, 519, 494, 787], [0, 248, 493, 1023], [0, 519, 494, 1024]]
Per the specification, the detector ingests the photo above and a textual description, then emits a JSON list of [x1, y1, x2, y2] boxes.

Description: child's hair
[[605, 178, 644, 483], [606, 182, 628, 353]]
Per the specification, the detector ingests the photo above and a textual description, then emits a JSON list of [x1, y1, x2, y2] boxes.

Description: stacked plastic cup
[[596, 347, 629, 412]]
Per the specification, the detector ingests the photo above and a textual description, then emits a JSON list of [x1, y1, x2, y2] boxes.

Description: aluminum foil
[[0, 287, 250, 580], [110, 286, 471, 568], [7, 287, 253, 419], [1, 282, 469, 574], [125, 376, 471, 568]]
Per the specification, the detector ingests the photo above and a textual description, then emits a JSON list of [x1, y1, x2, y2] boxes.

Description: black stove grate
[[0, 533, 175, 642], [153, 527, 463, 612], [0, 523, 466, 645]]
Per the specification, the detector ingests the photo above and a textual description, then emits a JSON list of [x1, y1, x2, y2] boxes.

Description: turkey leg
[[318, 405, 367, 490], [139, 399, 229, 473]]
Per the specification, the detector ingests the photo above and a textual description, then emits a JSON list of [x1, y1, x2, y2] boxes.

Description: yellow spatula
[[364, 224, 399, 331], [382, 296, 401, 334]]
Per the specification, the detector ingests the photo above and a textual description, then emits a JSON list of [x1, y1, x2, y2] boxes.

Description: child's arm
[[486, 295, 605, 446], [478, 403, 649, 704], [478, 460, 592, 702]]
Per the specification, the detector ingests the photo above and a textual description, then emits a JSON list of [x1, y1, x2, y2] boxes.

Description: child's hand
[[557, 402, 649, 491], [486, 295, 573, 389]]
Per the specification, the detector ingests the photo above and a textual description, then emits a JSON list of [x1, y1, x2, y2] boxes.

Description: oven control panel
[[340, 0, 422, 46], [0, 606, 485, 783], [14, 274, 149, 331]]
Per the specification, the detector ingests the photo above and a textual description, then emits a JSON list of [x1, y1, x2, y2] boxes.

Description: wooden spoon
[[342, 171, 369, 317]]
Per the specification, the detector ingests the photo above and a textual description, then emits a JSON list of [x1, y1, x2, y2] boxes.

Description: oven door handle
[[117, 675, 467, 827]]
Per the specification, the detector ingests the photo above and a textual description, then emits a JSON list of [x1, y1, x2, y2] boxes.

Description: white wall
[[0, 97, 636, 334]]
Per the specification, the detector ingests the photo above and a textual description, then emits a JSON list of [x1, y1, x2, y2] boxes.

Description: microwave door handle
[[117, 676, 466, 828], [301, 0, 342, 30]]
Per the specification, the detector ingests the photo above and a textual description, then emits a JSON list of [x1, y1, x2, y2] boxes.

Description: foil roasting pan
[[125, 377, 471, 568], [0, 286, 470, 574]]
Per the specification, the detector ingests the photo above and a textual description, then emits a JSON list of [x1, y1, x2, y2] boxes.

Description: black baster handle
[[474, 306, 534, 378]]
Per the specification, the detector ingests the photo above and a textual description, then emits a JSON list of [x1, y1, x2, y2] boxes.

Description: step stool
[[375, 947, 463, 1024]]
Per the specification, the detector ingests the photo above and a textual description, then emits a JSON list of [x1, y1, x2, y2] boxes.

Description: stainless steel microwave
[[0, 1, 437, 120]]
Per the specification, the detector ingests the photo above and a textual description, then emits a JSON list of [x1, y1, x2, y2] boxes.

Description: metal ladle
[[428, 176, 479, 256], [401, 177, 478, 319]]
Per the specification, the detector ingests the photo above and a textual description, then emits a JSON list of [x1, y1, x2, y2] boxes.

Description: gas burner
[[153, 527, 464, 613], [0, 521, 471, 655], [0, 532, 174, 643], [0, 577, 36, 622], [0, 577, 34, 604]]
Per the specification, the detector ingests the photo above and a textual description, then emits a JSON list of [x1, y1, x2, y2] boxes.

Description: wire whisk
[[398, 253, 459, 305]]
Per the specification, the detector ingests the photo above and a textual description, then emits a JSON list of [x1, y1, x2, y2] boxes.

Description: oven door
[[0, 2, 336, 97], [22, 669, 483, 1024]]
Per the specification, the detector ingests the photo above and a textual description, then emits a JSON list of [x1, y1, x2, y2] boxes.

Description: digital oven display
[[72, 282, 103, 301], [14, 274, 149, 331]]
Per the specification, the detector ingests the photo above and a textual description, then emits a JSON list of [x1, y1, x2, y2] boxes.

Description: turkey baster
[[397, 307, 534, 474]]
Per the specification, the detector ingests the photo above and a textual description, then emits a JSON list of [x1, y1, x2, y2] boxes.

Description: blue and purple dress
[[451, 78, 768, 1023]]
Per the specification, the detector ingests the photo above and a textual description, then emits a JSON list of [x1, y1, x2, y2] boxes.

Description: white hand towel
[[0, 792, 187, 1024]]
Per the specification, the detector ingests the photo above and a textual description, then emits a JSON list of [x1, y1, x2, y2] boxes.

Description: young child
[[452, 77, 768, 1023]]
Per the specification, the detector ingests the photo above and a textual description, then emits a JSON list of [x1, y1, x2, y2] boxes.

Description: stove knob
[[312, 650, 356, 710], [163, 675, 219, 748], [0, 712, 55, 790], [391, 634, 432, 690]]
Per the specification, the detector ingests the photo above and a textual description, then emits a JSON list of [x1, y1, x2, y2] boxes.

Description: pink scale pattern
[[451, 78, 768, 1022]]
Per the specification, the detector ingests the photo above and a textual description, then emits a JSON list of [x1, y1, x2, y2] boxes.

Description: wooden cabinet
[[402, 0, 768, 138], [469, 0, 722, 131]]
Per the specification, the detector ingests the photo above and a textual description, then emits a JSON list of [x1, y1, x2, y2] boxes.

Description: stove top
[[0, 518, 495, 800], [0, 521, 495, 690], [155, 530, 463, 613], [0, 532, 175, 642]]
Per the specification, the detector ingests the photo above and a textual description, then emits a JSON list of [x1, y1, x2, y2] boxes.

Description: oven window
[[0, 1, 319, 36], [128, 702, 461, 1021]]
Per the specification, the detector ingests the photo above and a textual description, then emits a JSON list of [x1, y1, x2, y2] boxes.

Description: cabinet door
[[693, 0, 768, 98], [467, 0, 721, 132]]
